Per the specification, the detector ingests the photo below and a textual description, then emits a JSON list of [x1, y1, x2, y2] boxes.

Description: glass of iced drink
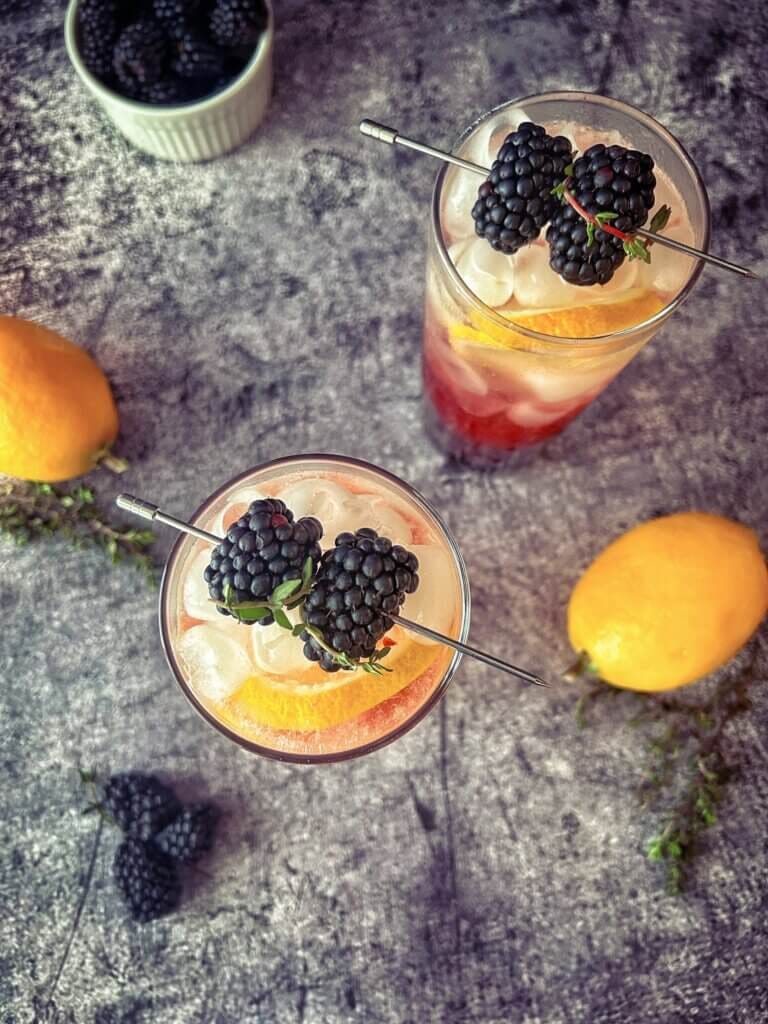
[[423, 91, 710, 465], [160, 455, 470, 763]]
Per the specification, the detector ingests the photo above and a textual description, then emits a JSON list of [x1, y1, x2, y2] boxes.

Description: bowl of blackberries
[[65, 0, 273, 161]]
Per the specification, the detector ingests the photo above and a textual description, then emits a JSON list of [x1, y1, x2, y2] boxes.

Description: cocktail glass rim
[[159, 453, 472, 764], [431, 90, 712, 348]]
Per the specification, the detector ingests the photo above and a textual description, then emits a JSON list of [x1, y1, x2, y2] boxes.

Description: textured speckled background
[[2, 0, 768, 1021]]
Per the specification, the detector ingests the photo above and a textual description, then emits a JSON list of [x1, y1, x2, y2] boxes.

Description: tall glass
[[423, 92, 710, 465], [160, 454, 470, 764]]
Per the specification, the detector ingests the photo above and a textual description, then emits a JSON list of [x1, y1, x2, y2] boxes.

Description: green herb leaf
[[0, 478, 159, 584], [649, 204, 672, 234], [623, 237, 651, 263], [271, 578, 302, 604], [586, 220, 596, 247], [301, 556, 314, 588], [233, 605, 271, 623], [551, 180, 567, 200], [595, 210, 618, 223], [273, 608, 292, 631]]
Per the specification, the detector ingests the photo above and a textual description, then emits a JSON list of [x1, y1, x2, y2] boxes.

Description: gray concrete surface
[[2, 0, 767, 1021]]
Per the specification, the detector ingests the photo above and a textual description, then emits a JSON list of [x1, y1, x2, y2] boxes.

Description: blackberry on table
[[210, 0, 268, 49], [154, 803, 219, 863], [547, 142, 656, 286], [113, 838, 181, 922], [471, 122, 573, 255], [204, 499, 323, 626], [103, 772, 181, 840], [301, 528, 420, 672], [113, 20, 168, 96], [172, 31, 227, 78]]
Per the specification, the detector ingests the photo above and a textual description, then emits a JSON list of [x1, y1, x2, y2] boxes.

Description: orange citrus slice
[[448, 289, 665, 351], [225, 642, 442, 731]]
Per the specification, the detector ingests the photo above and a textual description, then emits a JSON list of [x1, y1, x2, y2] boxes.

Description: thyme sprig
[[212, 557, 394, 674], [571, 654, 757, 892], [0, 478, 158, 584]]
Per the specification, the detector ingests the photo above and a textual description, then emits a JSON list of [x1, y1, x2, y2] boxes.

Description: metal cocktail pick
[[117, 493, 549, 689], [359, 118, 761, 281]]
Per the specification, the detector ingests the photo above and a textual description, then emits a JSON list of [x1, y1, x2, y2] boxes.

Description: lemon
[[0, 316, 119, 481], [568, 512, 768, 691]]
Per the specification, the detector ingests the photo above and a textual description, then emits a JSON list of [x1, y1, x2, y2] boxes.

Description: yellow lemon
[[0, 316, 119, 481], [568, 512, 768, 691]]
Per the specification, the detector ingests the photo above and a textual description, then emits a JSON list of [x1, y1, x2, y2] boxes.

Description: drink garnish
[[470, 122, 574, 255], [299, 528, 420, 674], [117, 492, 549, 689], [204, 498, 323, 628], [547, 143, 668, 284], [359, 117, 759, 280]]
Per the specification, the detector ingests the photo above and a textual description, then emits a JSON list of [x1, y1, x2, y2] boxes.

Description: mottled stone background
[[2, 0, 767, 1021]]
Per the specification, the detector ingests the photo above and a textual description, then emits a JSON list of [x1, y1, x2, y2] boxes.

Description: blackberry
[[547, 143, 656, 286], [103, 772, 181, 840], [210, 0, 268, 49], [471, 123, 573, 255], [78, 0, 117, 36], [154, 803, 219, 863], [204, 499, 323, 626], [145, 76, 193, 104], [153, 0, 203, 38], [301, 528, 420, 672], [113, 838, 181, 922], [113, 20, 168, 97], [172, 31, 227, 78], [78, 0, 118, 79]]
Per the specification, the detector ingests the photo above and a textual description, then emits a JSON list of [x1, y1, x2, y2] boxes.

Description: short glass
[[160, 454, 471, 764], [423, 91, 711, 465]]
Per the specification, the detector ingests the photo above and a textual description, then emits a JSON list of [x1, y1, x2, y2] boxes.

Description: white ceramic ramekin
[[64, 0, 273, 161]]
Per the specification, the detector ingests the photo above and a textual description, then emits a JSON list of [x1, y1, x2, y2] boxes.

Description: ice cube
[[442, 168, 482, 242], [455, 236, 515, 308], [650, 170, 687, 230], [516, 364, 609, 404], [512, 243, 582, 309], [590, 257, 639, 300], [177, 623, 253, 701], [183, 549, 225, 622], [278, 479, 356, 546], [250, 606, 310, 676], [209, 487, 267, 538], [508, 400, 573, 428], [448, 237, 471, 271], [349, 495, 412, 544], [401, 544, 458, 645], [443, 110, 528, 243], [644, 221, 696, 296]]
